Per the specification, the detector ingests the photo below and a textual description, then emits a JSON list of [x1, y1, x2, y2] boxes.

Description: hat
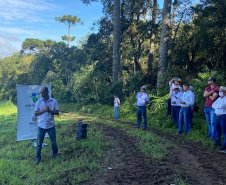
[[173, 85, 180, 90], [220, 86, 226, 91], [189, 86, 194, 92], [174, 77, 180, 81], [208, 77, 216, 82], [141, 85, 146, 90]]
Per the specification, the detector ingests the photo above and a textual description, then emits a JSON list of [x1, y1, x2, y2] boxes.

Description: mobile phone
[[175, 96, 178, 99]]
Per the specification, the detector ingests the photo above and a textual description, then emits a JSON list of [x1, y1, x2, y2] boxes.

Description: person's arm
[[203, 90, 214, 98], [118, 98, 121, 106], [212, 99, 219, 109], [48, 100, 60, 115], [209, 92, 218, 101], [35, 106, 48, 116], [146, 94, 150, 104]]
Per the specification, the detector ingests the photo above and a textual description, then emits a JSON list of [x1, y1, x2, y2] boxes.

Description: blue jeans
[[188, 109, 194, 132], [204, 107, 217, 138], [36, 126, 58, 160], [137, 106, 147, 129], [177, 107, 191, 135], [167, 98, 171, 116], [172, 106, 181, 127], [114, 107, 119, 119], [215, 115, 226, 146]]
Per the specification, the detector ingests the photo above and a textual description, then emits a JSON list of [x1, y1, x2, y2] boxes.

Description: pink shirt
[[204, 85, 219, 107]]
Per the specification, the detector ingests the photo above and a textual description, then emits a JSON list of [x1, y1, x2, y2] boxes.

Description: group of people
[[34, 77, 226, 165], [114, 76, 226, 150], [167, 76, 226, 150]]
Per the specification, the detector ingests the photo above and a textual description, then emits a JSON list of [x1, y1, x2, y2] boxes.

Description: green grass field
[[0, 101, 109, 185]]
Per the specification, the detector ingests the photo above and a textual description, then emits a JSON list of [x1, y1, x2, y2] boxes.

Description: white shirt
[[114, 98, 120, 107], [180, 90, 195, 108], [212, 96, 226, 115], [169, 81, 182, 96], [171, 91, 183, 106], [34, 97, 59, 129]]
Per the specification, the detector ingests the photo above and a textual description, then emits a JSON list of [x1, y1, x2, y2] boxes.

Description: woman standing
[[114, 95, 120, 119]]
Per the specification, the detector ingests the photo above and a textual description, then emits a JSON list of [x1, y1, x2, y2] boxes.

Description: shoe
[[176, 133, 180, 135], [35, 158, 41, 165], [214, 143, 221, 147], [53, 154, 58, 159], [142, 128, 147, 130], [219, 146, 226, 150]]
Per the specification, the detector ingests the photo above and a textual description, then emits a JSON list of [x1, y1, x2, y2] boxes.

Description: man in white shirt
[[34, 87, 60, 165], [188, 86, 195, 132], [167, 77, 182, 117], [212, 86, 226, 150], [176, 82, 195, 135], [114, 95, 120, 119], [171, 85, 183, 127]]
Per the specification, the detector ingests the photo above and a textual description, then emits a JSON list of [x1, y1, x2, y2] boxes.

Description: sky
[[0, 0, 165, 59]]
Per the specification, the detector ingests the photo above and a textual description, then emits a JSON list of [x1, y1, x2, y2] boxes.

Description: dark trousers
[[167, 98, 171, 116], [215, 115, 226, 146], [36, 126, 58, 160], [137, 106, 147, 129], [172, 106, 181, 127]]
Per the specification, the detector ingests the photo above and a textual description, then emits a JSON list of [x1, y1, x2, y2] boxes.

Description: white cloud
[[0, 27, 38, 36], [0, 37, 20, 59], [0, 0, 56, 22]]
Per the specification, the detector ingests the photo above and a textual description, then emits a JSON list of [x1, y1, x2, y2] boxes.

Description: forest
[[0, 0, 225, 112]]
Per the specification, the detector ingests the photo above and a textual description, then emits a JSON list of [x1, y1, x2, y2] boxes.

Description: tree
[[157, 0, 171, 89], [55, 15, 83, 48], [112, 0, 121, 82], [147, 0, 158, 84]]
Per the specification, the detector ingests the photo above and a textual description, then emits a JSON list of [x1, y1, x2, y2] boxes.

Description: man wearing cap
[[189, 86, 195, 131], [203, 77, 219, 139], [171, 85, 183, 127], [176, 82, 195, 135], [167, 77, 182, 117], [114, 95, 120, 119], [136, 86, 150, 130], [212, 86, 226, 150]]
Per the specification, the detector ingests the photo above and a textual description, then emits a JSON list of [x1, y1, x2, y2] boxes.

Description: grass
[[60, 103, 215, 147], [0, 101, 109, 185]]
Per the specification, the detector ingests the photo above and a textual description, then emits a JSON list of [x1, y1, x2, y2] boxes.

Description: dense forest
[[0, 0, 225, 111]]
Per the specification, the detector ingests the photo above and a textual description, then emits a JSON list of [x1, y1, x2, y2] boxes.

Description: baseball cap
[[208, 77, 216, 82]]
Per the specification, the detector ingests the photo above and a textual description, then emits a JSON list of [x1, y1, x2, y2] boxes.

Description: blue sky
[[0, 0, 165, 59]]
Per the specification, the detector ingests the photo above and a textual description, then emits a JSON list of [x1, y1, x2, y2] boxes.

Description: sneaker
[[35, 158, 41, 165], [142, 128, 147, 130]]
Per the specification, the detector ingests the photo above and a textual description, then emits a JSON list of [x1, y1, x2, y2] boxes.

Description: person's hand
[[180, 101, 185, 104], [43, 105, 49, 112]]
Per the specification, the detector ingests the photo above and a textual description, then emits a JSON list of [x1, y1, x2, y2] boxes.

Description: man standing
[[167, 77, 182, 117], [212, 86, 226, 150], [114, 95, 120, 119], [171, 85, 183, 128], [34, 87, 59, 165], [177, 82, 195, 135], [136, 86, 150, 130], [203, 77, 219, 139]]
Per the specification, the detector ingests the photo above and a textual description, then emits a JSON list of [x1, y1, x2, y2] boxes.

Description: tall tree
[[147, 0, 158, 84], [157, 0, 171, 89], [171, 0, 178, 38], [55, 15, 83, 48], [112, 0, 121, 82]]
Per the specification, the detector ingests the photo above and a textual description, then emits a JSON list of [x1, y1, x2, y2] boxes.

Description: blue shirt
[[136, 92, 150, 106], [34, 97, 59, 129]]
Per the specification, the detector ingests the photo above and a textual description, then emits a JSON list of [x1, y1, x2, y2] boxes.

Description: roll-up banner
[[16, 85, 51, 141]]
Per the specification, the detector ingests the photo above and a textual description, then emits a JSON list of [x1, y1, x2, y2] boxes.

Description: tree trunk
[[172, 0, 177, 39], [68, 23, 70, 48], [157, 0, 171, 89], [112, 0, 121, 83], [147, 0, 157, 84]]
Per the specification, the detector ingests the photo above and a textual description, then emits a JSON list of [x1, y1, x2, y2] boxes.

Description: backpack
[[76, 120, 88, 140]]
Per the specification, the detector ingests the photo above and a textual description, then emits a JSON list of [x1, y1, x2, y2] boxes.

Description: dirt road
[[84, 119, 226, 185]]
